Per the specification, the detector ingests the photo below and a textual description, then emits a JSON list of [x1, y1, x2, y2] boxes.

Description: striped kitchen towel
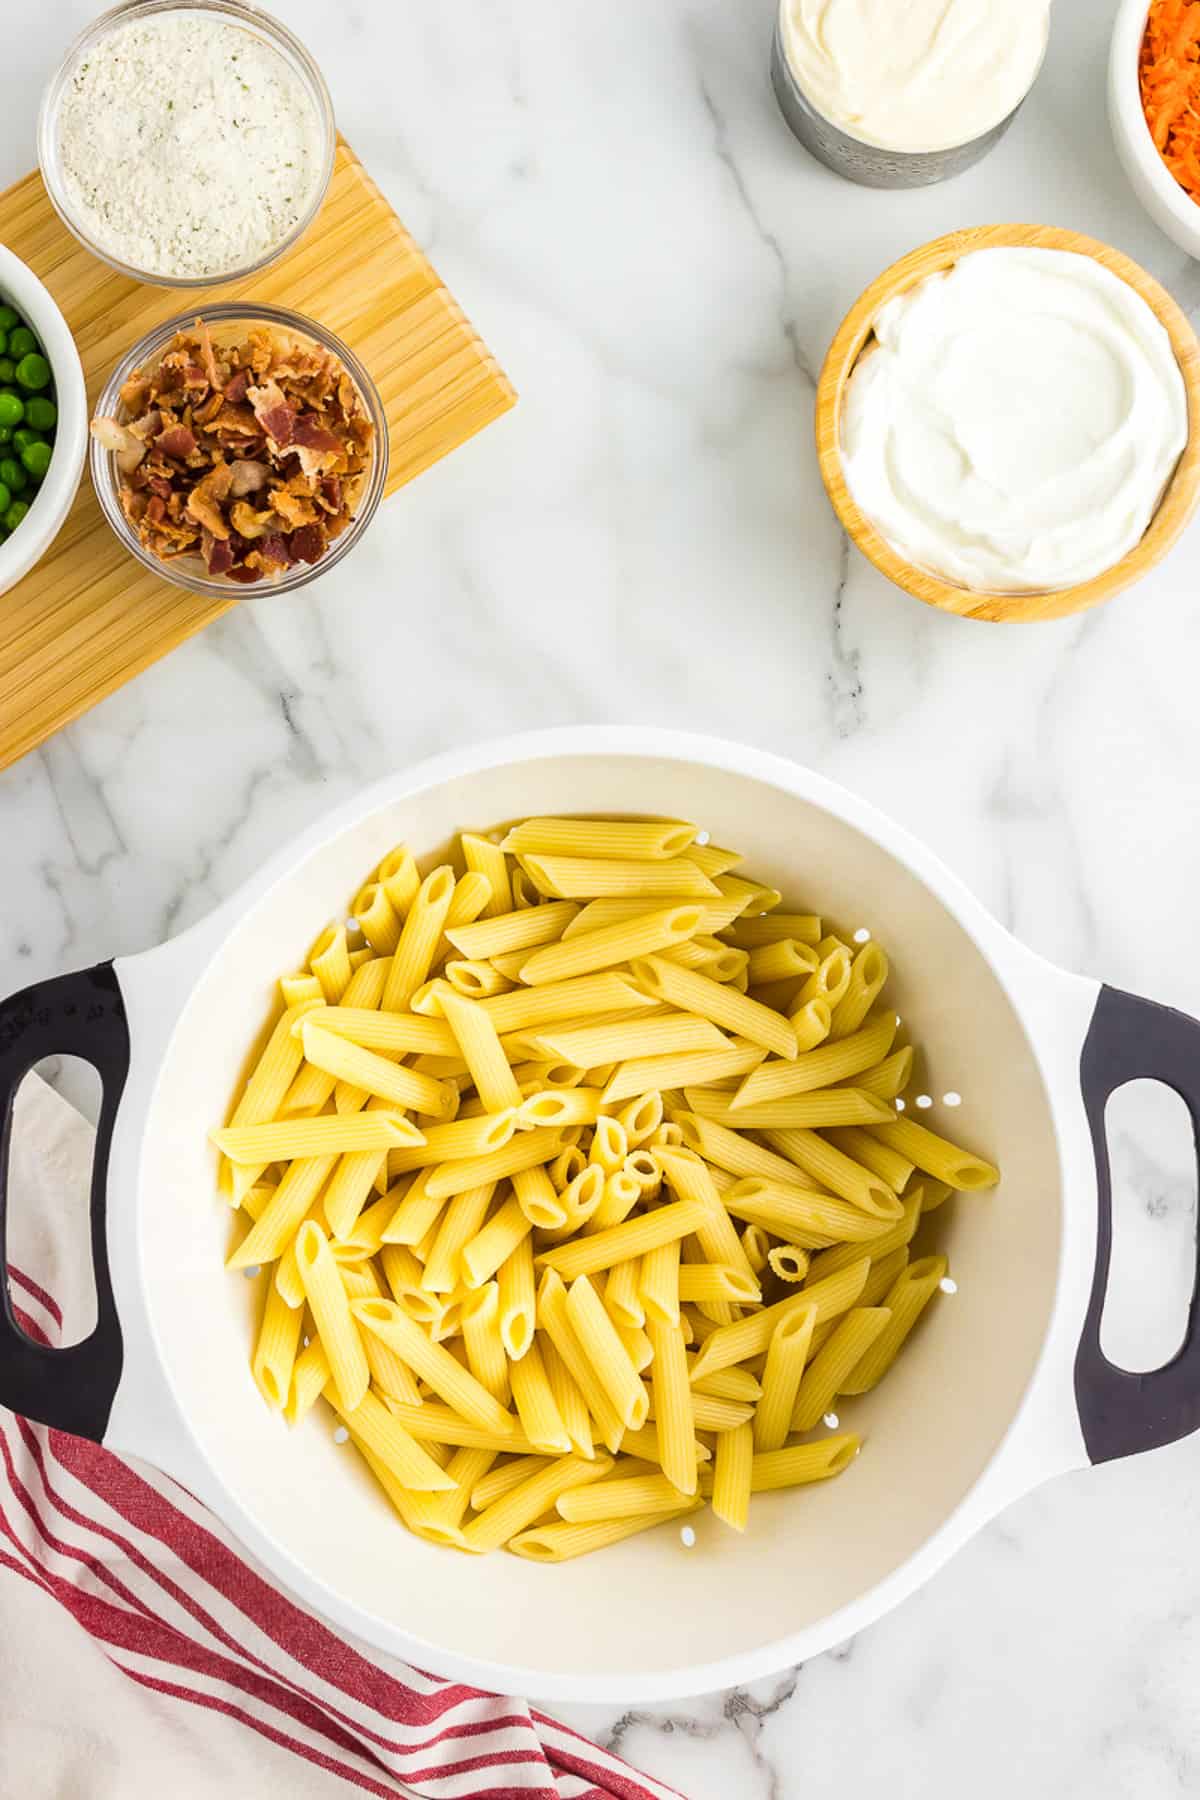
[[0, 1072, 683, 1800]]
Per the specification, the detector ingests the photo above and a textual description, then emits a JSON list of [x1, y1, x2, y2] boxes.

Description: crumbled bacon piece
[[95, 319, 374, 584], [155, 425, 197, 461]]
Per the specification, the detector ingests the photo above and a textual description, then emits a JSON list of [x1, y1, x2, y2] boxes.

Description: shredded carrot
[[1141, 0, 1200, 202]]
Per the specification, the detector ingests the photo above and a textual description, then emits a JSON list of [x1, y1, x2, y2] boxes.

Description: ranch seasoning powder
[[55, 9, 325, 278]]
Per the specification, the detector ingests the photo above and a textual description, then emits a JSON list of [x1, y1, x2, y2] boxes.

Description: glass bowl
[[89, 302, 389, 599], [37, 0, 336, 287]]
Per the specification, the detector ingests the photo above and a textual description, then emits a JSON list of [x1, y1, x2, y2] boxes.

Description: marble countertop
[[5, 0, 1200, 1793]]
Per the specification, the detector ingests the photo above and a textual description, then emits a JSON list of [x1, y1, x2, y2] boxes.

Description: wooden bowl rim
[[814, 222, 1200, 623]]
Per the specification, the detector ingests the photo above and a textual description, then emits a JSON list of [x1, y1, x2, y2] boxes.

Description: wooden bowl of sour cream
[[815, 223, 1200, 622]]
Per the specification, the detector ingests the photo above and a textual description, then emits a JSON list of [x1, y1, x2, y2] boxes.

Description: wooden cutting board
[[0, 140, 515, 771]]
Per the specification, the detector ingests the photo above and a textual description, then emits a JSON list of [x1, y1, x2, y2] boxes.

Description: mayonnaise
[[779, 0, 1051, 154], [840, 248, 1189, 594]]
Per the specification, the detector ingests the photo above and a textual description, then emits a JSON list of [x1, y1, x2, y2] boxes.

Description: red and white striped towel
[[0, 1074, 684, 1800]]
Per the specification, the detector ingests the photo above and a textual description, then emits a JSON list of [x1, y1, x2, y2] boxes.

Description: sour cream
[[779, 0, 1051, 154], [840, 248, 1189, 594]]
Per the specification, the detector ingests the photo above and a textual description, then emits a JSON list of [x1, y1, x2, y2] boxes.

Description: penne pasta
[[520, 855, 719, 900], [839, 1256, 949, 1393], [213, 1113, 424, 1165], [600, 1039, 766, 1106], [519, 904, 704, 987], [507, 1506, 701, 1562], [711, 1421, 754, 1531], [731, 1013, 899, 1108], [630, 956, 798, 1059], [461, 1453, 614, 1553], [352, 1297, 517, 1436], [500, 819, 698, 860], [251, 1279, 304, 1410], [446, 900, 580, 961], [681, 1085, 895, 1130], [687, 1258, 870, 1383], [700, 1435, 861, 1495], [869, 1115, 999, 1189], [508, 1339, 572, 1453], [295, 1221, 369, 1411], [565, 1275, 649, 1429], [564, 897, 746, 939], [760, 1127, 898, 1217]]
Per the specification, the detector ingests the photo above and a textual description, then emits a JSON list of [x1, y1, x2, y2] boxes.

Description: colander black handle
[[1076, 983, 1200, 1464], [0, 963, 127, 1440]]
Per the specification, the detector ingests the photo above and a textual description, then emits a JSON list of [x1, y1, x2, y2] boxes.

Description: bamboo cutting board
[[0, 140, 515, 770]]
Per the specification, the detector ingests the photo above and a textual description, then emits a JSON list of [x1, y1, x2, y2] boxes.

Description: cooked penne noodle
[[630, 956, 798, 1060], [228, 1154, 338, 1270], [563, 897, 746, 939], [655, 1149, 759, 1285], [869, 1115, 999, 1189], [541, 1336, 595, 1459], [847, 1045, 914, 1101], [587, 1114, 629, 1176], [309, 923, 353, 1004], [295, 1222, 369, 1411], [711, 1421, 754, 1531], [280, 971, 323, 1007], [518, 1087, 603, 1128], [621, 1150, 661, 1197], [731, 1013, 899, 1108], [361, 1321, 424, 1406], [840, 1256, 949, 1393], [339, 1263, 383, 1301], [507, 1506, 701, 1562], [788, 998, 833, 1054], [386, 1109, 517, 1171], [322, 1150, 388, 1242], [471, 1455, 551, 1511], [530, 1013, 731, 1069], [213, 1113, 423, 1165], [677, 1264, 762, 1305], [381, 866, 456, 1013], [511, 1165, 567, 1230], [501, 819, 697, 861], [760, 1127, 898, 1217], [805, 1194, 922, 1285], [618, 1091, 664, 1147], [687, 1258, 870, 1383], [659, 938, 747, 981], [830, 943, 890, 1039], [445, 959, 514, 998], [462, 1452, 614, 1553], [722, 913, 821, 949], [740, 1222, 770, 1274], [604, 1257, 645, 1329], [379, 1399, 537, 1454], [508, 1339, 572, 1453], [565, 1275, 649, 1429], [456, 833, 509, 918], [766, 1245, 809, 1284], [681, 1085, 894, 1130], [421, 1183, 496, 1294], [497, 1233, 536, 1359], [284, 1337, 330, 1426], [792, 1306, 893, 1429], [288, 1006, 458, 1057], [461, 1195, 533, 1289], [299, 1021, 458, 1119], [688, 1360, 762, 1403], [745, 940, 820, 985], [520, 854, 718, 900], [519, 903, 703, 987], [600, 1040, 766, 1106], [639, 1237, 681, 1328], [468, 973, 657, 1035], [723, 1176, 900, 1243], [556, 1471, 694, 1523], [352, 1297, 516, 1436], [645, 1313, 697, 1497], [824, 1125, 914, 1193], [381, 1169, 448, 1248], [335, 1389, 455, 1493], [918, 1177, 956, 1212], [431, 992, 524, 1119], [425, 1126, 567, 1201], [350, 880, 401, 955], [376, 845, 420, 918], [446, 900, 580, 960], [536, 1270, 625, 1452], [251, 1279, 304, 1410], [536, 1196, 708, 1280], [460, 1283, 511, 1405], [700, 1435, 861, 1495], [752, 1303, 816, 1454]]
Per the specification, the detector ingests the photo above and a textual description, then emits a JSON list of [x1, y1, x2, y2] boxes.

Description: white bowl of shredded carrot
[[1111, 0, 1200, 257]]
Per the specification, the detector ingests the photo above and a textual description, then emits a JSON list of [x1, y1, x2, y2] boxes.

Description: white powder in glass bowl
[[54, 9, 326, 279]]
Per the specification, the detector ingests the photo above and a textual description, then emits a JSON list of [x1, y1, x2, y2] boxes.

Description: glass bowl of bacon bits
[[88, 303, 387, 595]]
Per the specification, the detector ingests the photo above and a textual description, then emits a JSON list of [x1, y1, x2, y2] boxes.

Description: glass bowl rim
[[88, 300, 389, 599], [37, 0, 337, 288]]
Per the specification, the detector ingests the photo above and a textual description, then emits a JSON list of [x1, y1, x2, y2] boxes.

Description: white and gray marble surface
[[5, 0, 1200, 1793]]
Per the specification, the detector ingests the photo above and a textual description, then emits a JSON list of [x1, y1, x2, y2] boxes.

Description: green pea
[[3, 499, 29, 532], [24, 397, 55, 432], [12, 428, 36, 451], [0, 428, 11, 448], [8, 327, 37, 359], [0, 305, 17, 333], [15, 353, 50, 392], [0, 391, 23, 429], [0, 481, 11, 515], [0, 457, 26, 493], [20, 440, 51, 480], [0, 360, 13, 385]]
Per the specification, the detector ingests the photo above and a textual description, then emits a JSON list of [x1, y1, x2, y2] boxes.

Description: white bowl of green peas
[[0, 243, 86, 597]]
